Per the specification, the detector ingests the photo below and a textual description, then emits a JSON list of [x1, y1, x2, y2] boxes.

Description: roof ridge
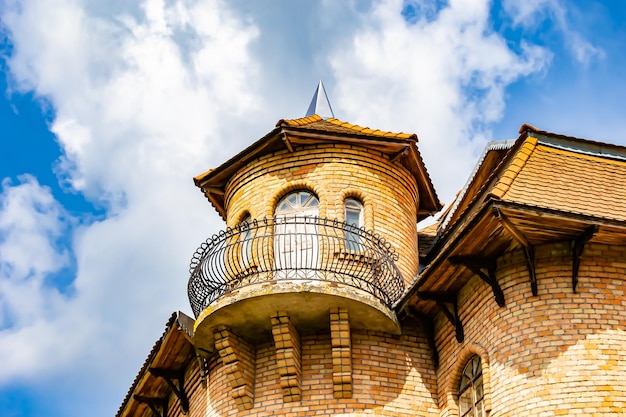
[[325, 117, 417, 140], [489, 136, 538, 199], [276, 114, 323, 127]]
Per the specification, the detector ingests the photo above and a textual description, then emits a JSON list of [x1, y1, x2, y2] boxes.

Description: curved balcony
[[188, 216, 405, 318]]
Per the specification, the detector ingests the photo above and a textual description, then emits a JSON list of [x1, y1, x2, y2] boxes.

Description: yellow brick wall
[[224, 143, 420, 284], [435, 242, 626, 416], [204, 329, 439, 416]]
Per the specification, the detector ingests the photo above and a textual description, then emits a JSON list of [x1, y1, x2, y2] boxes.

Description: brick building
[[117, 87, 626, 416]]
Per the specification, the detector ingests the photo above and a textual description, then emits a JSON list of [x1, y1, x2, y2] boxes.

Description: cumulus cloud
[[0, 0, 598, 415], [1, 0, 260, 398], [329, 0, 550, 203], [502, 0, 604, 66], [0, 175, 70, 330]]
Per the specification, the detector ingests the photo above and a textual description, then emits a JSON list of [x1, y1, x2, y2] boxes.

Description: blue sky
[[1, 1, 625, 416]]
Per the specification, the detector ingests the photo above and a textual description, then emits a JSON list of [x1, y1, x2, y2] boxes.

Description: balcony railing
[[187, 216, 405, 317]]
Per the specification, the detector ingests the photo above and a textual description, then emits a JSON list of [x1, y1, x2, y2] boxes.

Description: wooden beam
[[195, 354, 210, 388], [450, 255, 505, 307], [572, 225, 598, 292], [390, 147, 409, 163], [133, 395, 168, 417], [418, 292, 464, 343], [494, 208, 537, 296], [281, 133, 294, 152], [148, 368, 189, 414], [204, 186, 224, 195]]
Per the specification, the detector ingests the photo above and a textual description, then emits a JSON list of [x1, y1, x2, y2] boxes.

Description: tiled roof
[[490, 141, 626, 222], [277, 115, 418, 140]]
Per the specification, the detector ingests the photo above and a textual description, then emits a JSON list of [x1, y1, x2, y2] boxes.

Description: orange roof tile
[[492, 143, 626, 222], [277, 115, 417, 141], [490, 137, 538, 198]]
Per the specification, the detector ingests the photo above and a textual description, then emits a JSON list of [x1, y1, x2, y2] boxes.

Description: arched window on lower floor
[[459, 355, 485, 417]]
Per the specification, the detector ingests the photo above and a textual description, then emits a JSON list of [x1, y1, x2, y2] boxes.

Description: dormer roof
[[194, 115, 442, 221]]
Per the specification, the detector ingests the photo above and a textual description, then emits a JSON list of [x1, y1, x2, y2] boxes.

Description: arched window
[[276, 190, 319, 216], [274, 190, 319, 273], [344, 198, 363, 251], [459, 355, 485, 417]]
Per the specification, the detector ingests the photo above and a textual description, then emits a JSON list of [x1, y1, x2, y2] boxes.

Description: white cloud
[[0, 176, 70, 329], [0, 0, 602, 415], [329, 0, 550, 203], [502, 0, 604, 66], [0, 0, 260, 398]]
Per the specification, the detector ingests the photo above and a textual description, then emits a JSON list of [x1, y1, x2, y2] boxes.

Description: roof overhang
[[194, 119, 442, 221], [116, 312, 197, 417], [398, 196, 626, 317]]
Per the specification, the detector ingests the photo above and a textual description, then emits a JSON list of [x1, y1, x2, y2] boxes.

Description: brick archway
[[447, 343, 492, 415]]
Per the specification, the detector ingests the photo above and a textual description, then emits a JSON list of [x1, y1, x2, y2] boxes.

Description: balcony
[[188, 216, 406, 313]]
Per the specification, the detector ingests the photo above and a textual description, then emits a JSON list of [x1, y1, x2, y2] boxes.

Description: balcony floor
[[193, 279, 400, 354]]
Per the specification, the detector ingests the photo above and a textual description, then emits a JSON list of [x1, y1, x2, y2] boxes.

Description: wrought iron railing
[[188, 216, 405, 317]]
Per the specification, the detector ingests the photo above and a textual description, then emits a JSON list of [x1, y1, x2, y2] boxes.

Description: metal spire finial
[[305, 80, 335, 119]]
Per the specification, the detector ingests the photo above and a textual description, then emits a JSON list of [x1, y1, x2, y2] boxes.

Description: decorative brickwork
[[448, 343, 492, 413], [330, 307, 353, 398], [213, 326, 256, 410], [205, 330, 439, 416], [270, 311, 302, 402]]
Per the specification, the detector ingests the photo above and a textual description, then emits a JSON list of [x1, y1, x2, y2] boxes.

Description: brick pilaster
[[270, 311, 302, 402], [213, 326, 255, 410], [330, 307, 352, 398]]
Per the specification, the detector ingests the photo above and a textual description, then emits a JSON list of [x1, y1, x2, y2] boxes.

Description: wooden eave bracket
[[449, 256, 505, 307], [418, 292, 464, 343], [407, 307, 439, 368], [281, 133, 294, 152], [133, 395, 169, 417], [195, 353, 210, 388], [494, 208, 537, 296], [148, 367, 189, 414], [390, 146, 410, 163], [572, 225, 598, 292]]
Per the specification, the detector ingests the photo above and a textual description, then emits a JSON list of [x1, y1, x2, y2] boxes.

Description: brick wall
[[436, 242, 626, 416], [205, 329, 439, 416], [224, 143, 420, 284]]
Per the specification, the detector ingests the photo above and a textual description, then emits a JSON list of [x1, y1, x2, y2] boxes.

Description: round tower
[[187, 84, 442, 414]]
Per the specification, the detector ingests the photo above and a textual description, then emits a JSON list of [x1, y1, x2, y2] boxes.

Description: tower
[[187, 83, 442, 413]]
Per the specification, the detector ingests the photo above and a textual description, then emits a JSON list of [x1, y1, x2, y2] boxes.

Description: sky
[[0, 0, 625, 416]]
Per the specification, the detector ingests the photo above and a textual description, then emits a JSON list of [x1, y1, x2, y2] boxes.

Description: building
[[117, 84, 626, 416]]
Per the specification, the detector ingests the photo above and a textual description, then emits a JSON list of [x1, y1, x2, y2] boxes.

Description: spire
[[305, 80, 335, 119]]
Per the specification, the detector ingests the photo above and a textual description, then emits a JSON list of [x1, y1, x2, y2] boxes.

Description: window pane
[[475, 375, 484, 400], [346, 209, 360, 227], [475, 400, 484, 417], [344, 198, 362, 251], [459, 390, 473, 415]]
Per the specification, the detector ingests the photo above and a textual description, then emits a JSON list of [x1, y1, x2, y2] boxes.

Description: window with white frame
[[344, 198, 363, 251]]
